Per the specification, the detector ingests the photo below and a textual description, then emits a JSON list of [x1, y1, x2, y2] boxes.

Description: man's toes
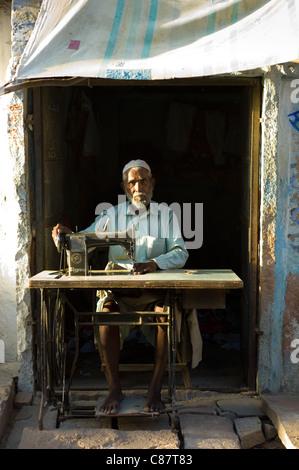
[[144, 401, 164, 413]]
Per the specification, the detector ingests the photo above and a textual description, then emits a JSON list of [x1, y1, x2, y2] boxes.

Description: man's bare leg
[[144, 306, 168, 413], [99, 302, 124, 414]]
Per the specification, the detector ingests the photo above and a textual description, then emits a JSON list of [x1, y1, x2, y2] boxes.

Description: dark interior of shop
[[31, 84, 254, 391]]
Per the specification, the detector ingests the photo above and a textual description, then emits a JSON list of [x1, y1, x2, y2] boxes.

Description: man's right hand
[[52, 223, 72, 246]]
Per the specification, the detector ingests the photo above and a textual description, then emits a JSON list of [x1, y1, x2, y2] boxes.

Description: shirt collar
[[126, 200, 158, 216]]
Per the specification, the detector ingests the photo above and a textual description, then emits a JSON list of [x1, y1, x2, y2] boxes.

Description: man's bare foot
[[144, 390, 164, 413], [99, 390, 124, 415]]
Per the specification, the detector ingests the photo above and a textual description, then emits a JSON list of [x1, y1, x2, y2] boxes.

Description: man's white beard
[[125, 188, 153, 210]]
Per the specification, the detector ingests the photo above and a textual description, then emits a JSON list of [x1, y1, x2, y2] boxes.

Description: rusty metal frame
[[37, 286, 176, 430]]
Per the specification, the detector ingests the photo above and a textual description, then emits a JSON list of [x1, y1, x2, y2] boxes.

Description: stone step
[[18, 427, 180, 449], [179, 414, 240, 449], [262, 394, 299, 449]]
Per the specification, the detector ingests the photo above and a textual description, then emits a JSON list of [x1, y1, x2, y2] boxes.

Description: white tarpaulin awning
[[9, 0, 299, 84]]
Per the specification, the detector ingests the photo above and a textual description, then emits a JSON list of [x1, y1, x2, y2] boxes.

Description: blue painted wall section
[[271, 76, 299, 392]]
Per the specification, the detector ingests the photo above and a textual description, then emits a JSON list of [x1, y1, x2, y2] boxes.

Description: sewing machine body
[[57, 230, 135, 275]]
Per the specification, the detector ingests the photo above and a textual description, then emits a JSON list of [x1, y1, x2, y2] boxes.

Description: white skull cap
[[122, 159, 151, 175]]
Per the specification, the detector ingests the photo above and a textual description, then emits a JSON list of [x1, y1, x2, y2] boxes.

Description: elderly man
[[52, 159, 189, 415]]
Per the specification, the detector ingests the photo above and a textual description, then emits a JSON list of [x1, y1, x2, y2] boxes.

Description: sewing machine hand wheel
[[52, 293, 66, 387]]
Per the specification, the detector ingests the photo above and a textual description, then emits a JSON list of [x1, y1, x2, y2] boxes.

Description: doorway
[[28, 78, 261, 392]]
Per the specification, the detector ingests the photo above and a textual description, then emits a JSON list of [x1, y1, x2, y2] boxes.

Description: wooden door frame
[[29, 78, 261, 391], [246, 80, 261, 390]]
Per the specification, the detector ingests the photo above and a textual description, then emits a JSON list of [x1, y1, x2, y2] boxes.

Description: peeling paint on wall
[[2, 0, 43, 391], [7, 90, 34, 391], [257, 70, 299, 394], [282, 273, 299, 390], [0, 92, 18, 361], [281, 78, 299, 392], [257, 70, 281, 393], [259, 75, 299, 393]]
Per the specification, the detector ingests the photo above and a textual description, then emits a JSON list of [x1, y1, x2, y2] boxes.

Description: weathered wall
[[10, 0, 42, 79], [257, 66, 299, 394], [1, 0, 42, 391], [278, 76, 299, 392], [0, 0, 11, 84], [0, 0, 18, 362], [0, 93, 18, 362]]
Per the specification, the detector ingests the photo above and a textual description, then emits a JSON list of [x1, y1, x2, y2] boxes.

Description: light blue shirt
[[82, 200, 188, 270]]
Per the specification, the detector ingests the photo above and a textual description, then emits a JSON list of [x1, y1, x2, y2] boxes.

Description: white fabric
[[10, 0, 299, 84]]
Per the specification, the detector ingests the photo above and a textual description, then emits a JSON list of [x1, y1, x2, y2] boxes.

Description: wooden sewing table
[[28, 269, 243, 430]]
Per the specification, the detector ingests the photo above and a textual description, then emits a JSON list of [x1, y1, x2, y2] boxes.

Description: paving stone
[[14, 392, 33, 408], [177, 397, 217, 415], [262, 395, 299, 449], [117, 413, 170, 430], [217, 396, 265, 417], [2, 403, 58, 449], [217, 410, 236, 420], [60, 417, 112, 429], [0, 384, 15, 443], [179, 414, 240, 449], [261, 436, 285, 449], [0, 363, 18, 443], [18, 427, 180, 449], [234, 416, 265, 449], [263, 423, 277, 441]]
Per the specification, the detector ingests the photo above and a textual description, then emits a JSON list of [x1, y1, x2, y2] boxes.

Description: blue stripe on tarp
[[104, 0, 125, 61], [231, 1, 240, 24], [206, 1, 239, 35], [206, 11, 216, 35], [141, 0, 158, 59], [106, 69, 152, 80], [123, 0, 143, 59]]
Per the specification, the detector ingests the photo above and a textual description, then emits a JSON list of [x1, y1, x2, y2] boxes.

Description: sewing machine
[[56, 228, 136, 275]]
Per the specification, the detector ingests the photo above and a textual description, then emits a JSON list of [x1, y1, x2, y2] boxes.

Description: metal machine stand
[[37, 286, 177, 430]]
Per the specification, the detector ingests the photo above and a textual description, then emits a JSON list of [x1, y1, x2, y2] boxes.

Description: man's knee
[[102, 301, 120, 313], [100, 301, 120, 337], [154, 303, 167, 324]]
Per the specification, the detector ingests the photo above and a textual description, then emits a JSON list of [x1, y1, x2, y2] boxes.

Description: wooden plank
[[182, 289, 226, 309], [11, 76, 260, 92], [28, 269, 243, 290]]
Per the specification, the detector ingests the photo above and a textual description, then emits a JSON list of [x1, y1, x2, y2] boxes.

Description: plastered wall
[[3, 0, 299, 393], [0, 0, 17, 363], [0, 0, 42, 391], [258, 67, 299, 393]]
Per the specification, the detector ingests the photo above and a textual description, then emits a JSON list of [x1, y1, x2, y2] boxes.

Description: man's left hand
[[133, 260, 158, 275]]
